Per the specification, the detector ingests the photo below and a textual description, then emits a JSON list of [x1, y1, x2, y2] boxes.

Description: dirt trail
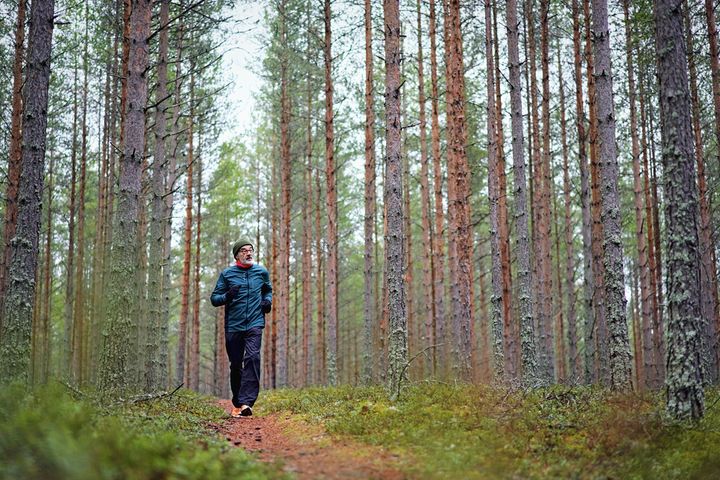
[[215, 400, 407, 480]]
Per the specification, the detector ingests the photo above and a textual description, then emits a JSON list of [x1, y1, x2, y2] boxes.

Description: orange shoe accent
[[230, 406, 242, 418]]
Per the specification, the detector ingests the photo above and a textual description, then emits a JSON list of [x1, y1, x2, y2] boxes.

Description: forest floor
[[215, 399, 407, 479]]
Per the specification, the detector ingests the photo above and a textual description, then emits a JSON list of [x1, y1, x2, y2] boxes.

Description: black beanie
[[232, 240, 253, 258]]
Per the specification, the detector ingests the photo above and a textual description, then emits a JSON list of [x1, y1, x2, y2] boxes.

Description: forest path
[[214, 400, 408, 480]]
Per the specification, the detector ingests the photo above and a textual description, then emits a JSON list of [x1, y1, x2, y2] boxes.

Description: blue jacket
[[210, 263, 273, 332]]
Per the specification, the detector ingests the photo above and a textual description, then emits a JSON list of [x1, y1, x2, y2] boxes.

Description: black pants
[[226, 327, 263, 408]]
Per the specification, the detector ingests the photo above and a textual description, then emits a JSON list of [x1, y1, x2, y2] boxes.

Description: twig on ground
[[131, 383, 184, 404]]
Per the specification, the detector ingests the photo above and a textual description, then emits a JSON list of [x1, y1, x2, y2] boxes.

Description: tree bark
[[324, 0, 338, 386], [0, 0, 27, 323], [277, 0, 291, 388], [429, 0, 447, 377], [538, 0, 555, 384], [0, 0, 55, 384], [506, 0, 538, 385], [592, 0, 633, 391], [444, 0, 475, 380], [384, 0, 407, 397], [686, 0, 720, 383], [654, 0, 705, 420], [416, 0, 435, 379], [98, 0, 151, 392], [486, 0, 505, 380], [145, 0, 170, 393], [572, 0, 593, 385]]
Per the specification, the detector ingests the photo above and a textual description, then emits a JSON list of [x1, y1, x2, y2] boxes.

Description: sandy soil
[[215, 399, 408, 480]]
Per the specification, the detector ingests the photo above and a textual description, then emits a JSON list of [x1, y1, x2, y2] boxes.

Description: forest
[[1, 0, 719, 478]]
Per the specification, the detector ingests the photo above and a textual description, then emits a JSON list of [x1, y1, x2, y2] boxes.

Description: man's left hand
[[260, 299, 272, 313]]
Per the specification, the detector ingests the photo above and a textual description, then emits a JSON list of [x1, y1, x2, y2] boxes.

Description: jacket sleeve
[[210, 271, 228, 307], [261, 268, 272, 303]]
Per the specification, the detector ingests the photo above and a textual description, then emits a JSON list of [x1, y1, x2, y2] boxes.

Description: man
[[211, 239, 272, 417]]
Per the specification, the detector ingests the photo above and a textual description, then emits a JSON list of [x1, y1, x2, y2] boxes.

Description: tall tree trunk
[[493, 0, 515, 381], [277, 0, 291, 388], [315, 167, 325, 384], [416, 0, 435, 378], [362, 0, 377, 385], [638, 72, 662, 389], [572, 0, 593, 385], [705, 0, 720, 174], [538, 0, 555, 384], [486, 0, 505, 380], [592, 0, 633, 391], [384, 0, 407, 397], [557, 40, 579, 382], [0, 0, 55, 384], [162, 15, 184, 389], [177, 67, 195, 387], [0, 0, 27, 322], [190, 122, 202, 391], [64, 53, 79, 378], [506, 0, 538, 385], [324, 0, 338, 386], [98, 0, 151, 392], [72, 4, 90, 385], [429, 0, 447, 377], [444, 0, 475, 379], [586, 0, 608, 385], [622, 0, 653, 391], [654, 0, 705, 420], [686, 0, 720, 383], [303, 4, 315, 386], [145, 0, 170, 393]]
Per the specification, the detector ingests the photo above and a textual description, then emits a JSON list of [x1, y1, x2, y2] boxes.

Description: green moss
[[260, 383, 720, 479], [0, 383, 286, 480]]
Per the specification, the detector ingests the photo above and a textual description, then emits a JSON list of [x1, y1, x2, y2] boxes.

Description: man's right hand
[[226, 284, 240, 301]]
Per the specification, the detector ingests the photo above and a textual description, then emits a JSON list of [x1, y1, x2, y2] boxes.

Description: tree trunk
[[572, 0, 593, 385], [486, 0, 505, 380], [705, 0, 720, 174], [429, 0, 447, 377], [277, 0, 291, 388], [161, 16, 183, 390], [0, 0, 55, 384], [145, 0, 170, 393], [416, 0, 435, 379], [190, 118, 202, 391], [324, 0, 338, 386], [621, 0, 653, 391], [506, 0, 538, 385], [98, 0, 151, 392], [591, 0, 633, 391], [638, 71, 663, 389], [686, 0, 720, 383], [0, 0, 27, 322], [303, 4, 315, 387], [538, 0, 555, 384], [384, 0, 407, 397], [178, 65, 195, 387], [654, 0, 705, 420], [444, 0, 475, 379], [586, 0, 608, 385], [72, 5, 90, 385], [362, 0, 377, 385], [556, 40, 579, 382]]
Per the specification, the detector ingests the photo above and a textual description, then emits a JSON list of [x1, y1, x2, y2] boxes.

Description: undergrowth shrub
[[0, 383, 282, 480], [261, 382, 720, 479]]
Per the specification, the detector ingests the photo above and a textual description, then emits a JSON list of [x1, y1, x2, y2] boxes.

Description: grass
[[259, 382, 720, 479], [0, 383, 286, 480]]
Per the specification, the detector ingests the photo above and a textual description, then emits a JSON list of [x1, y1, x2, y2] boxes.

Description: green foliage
[[260, 384, 720, 479], [0, 384, 284, 480]]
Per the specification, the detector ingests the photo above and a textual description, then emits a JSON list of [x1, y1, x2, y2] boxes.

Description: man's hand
[[260, 299, 272, 313], [226, 284, 240, 301]]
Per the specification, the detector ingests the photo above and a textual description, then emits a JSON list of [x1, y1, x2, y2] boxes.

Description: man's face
[[236, 245, 254, 265]]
